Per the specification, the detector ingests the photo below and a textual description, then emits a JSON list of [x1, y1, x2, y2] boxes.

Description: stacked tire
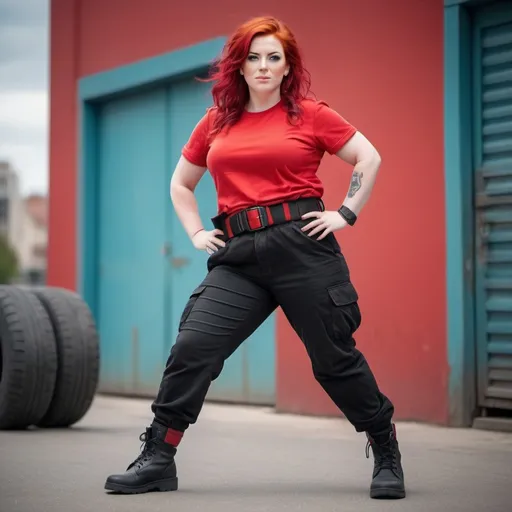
[[0, 285, 100, 430]]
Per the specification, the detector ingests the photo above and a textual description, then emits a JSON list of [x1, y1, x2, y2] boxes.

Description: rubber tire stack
[[0, 285, 100, 430]]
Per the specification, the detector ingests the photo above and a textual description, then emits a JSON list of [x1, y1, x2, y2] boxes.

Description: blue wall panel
[[444, 3, 476, 426]]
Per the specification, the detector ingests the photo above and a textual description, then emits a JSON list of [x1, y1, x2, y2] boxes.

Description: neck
[[245, 91, 281, 113]]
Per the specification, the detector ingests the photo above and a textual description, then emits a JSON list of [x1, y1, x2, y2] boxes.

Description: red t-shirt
[[181, 98, 357, 216]]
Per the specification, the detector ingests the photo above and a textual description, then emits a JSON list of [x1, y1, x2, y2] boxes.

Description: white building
[[0, 160, 47, 284], [0, 161, 24, 256], [20, 194, 48, 283]]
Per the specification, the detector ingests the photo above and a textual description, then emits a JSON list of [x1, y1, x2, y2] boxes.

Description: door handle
[[170, 257, 190, 268]]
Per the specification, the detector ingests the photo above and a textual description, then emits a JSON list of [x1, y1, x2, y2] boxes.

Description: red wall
[[49, 0, 448, 424]]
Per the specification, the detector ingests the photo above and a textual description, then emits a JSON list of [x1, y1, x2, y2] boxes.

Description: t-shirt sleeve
[[181, 109, 212, 167], [313, 101, 357, 155]]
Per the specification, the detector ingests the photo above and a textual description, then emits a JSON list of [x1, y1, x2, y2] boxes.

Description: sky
[[0, 0, 49, 196]]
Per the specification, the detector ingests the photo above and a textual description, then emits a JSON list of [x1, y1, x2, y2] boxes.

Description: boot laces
[[365, 435, 398, 471], [127, 428, 157, 470]]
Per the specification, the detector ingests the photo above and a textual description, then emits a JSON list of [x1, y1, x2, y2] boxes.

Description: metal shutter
[[474, 7, 512, 411]]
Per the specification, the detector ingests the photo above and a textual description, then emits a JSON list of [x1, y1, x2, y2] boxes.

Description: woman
[[104, 16, 405, 500]]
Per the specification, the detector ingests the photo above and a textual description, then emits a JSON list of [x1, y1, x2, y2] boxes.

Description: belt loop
[[211, 214, 223, 231], [282, 202, 292, 221], [237, 212, 248, 233], [226, 216, 234, 238], [265, 206, 273, 224]]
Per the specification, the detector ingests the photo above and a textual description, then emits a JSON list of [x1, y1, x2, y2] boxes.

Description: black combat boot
[[104, 421, 180, 494], [365, 424, 405, 499]]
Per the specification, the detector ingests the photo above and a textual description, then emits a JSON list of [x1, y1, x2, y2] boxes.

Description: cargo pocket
[[327, 281, 362, 341], [179, 285, 207, 331]]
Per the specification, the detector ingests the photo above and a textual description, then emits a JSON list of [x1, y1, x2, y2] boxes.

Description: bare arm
[[300, 130, 382, 238], [335, 131, 382, 216], [169, 156, 208, 240]]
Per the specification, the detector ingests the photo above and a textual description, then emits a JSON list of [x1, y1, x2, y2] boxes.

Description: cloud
[[0, 0, 48, 26], [0, 91, 47, 131], [0, 58, 48, 91], [0, 25, 48, 64], [0, 0, 49, 195], [0, 91, 48, 195]]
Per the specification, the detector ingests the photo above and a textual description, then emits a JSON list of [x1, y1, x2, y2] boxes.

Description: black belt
[[211, 197, 325, 240]]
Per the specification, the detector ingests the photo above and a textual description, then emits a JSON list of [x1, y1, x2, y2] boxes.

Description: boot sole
[[105, 477, 178, 494], [370, 487, 406, 499]]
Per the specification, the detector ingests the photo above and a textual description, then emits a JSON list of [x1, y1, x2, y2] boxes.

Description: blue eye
[[247, 54, 281, 61]]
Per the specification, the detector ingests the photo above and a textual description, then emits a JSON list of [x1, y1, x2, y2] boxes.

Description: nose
[[259, 58, 269, 71]]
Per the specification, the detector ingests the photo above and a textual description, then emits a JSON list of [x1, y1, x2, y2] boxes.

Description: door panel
[[165, 78, 217, 349], [473, 3, 512, 410], [97, 87, 168, 395]]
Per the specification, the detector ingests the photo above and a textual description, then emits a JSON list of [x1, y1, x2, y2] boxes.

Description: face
[[240, 34, 290, 95]]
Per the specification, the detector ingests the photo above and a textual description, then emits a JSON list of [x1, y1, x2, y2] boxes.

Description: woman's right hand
[[192, 229, 226, 254]]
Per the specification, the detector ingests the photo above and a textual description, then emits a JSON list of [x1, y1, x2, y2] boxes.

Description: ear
[[240, 69, 244, 75], [284, 66, 290, 77]]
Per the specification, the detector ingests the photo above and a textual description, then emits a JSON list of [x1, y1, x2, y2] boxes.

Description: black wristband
[[338, 205, 357, 226]]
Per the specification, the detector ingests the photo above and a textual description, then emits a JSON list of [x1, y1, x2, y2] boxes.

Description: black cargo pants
[[151, 212, 394, 434]]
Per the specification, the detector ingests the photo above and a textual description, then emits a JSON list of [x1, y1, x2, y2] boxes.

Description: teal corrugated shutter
[[474, 7, 512, 411]]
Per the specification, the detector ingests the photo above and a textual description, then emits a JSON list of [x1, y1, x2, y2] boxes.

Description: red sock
[[164, 427, 184, 446]]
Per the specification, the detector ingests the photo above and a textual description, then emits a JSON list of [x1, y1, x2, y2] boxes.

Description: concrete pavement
[[1, 395, 511, 512]]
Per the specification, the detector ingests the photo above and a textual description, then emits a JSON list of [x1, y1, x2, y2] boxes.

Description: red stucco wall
[[49, 0, 448, 424]]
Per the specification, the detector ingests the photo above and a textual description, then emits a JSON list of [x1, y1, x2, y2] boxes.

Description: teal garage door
[[473, 2, 512, 413], [95, 76, 276, 404], [97, 86, 168, 395]]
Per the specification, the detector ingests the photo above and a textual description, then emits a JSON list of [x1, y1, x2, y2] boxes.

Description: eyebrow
[[248, 51, 281, 56]]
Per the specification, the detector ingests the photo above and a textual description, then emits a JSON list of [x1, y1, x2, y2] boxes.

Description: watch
[[338, 205, 357, 226]]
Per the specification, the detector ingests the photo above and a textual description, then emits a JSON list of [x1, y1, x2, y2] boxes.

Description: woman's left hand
[[301, 210, 348, 240]]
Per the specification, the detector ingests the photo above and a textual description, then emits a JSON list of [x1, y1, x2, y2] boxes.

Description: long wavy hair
[[205, 16, 312, 136]]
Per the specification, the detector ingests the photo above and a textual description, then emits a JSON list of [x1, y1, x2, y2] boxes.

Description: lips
[[256, 77, 270, 80]]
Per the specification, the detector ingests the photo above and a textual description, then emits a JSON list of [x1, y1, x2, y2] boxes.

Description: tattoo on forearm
[[348, 171, 363, 198]]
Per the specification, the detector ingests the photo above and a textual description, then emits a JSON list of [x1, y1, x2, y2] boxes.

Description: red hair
[[205, 16, 312, 136]]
